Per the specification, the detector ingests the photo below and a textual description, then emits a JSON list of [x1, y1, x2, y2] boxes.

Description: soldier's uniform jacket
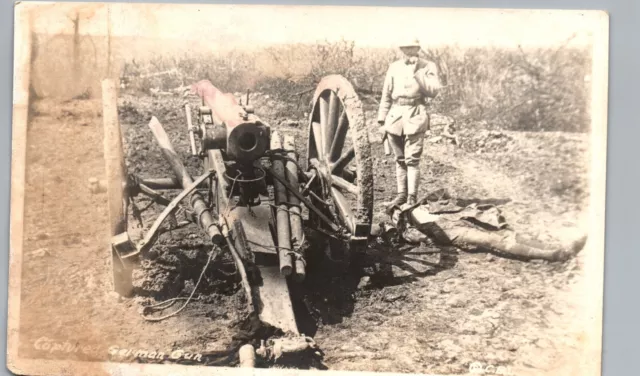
[[377, 58, 442, 136]]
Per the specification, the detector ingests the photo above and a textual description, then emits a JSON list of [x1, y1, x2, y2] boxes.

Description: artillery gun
[[102, 75, 374, 366]]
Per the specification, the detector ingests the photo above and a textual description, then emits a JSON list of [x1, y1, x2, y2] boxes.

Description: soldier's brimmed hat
[[399, 38, 421, 48]]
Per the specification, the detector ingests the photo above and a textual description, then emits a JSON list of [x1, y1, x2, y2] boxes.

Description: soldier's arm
[[377, 65, 394, 123], [419, 61, 443, 98]]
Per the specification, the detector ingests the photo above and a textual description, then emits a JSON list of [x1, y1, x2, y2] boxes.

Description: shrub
[[113, 39, 593, 133]]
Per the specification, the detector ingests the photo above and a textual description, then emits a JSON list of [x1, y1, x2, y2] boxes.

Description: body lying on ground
[[378, 189, 587, 262]]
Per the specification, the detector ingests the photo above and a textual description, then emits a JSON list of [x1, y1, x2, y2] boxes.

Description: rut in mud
[[18, 91, 590, 374]]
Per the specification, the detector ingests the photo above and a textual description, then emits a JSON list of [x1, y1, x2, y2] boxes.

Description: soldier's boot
[[386, 163, 407, 214], [407, 165, 421, 206], [392, 193, 408, 207]]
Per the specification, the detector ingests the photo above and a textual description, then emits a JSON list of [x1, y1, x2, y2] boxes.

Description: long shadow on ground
[[290, 235, 460, 339]]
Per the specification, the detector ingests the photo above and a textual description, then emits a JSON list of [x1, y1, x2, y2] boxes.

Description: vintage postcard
[[8, 2, 608, 376]]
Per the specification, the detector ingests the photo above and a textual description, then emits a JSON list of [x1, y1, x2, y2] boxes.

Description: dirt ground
[[16, 90, 591, 375]]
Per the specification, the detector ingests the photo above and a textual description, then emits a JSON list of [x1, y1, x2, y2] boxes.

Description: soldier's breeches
[[387, 132, 424, 167], [387, 133, 405, 164], [387, 132, 424, 199], [404, 133, 424, 167]]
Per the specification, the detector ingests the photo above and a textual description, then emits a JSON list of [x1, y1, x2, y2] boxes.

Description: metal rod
[[138, 183, 172, 206], [271, 131, 293, 276], [129, 171, 215, 258], [185, 104, 198, 156], [139, 177, 183, 190], [148, 117, 223, 245], [283, 134, 304, 242], [208, 149, 230, 210], [267, 166, 340, 232], [284, 134, 305, 282]]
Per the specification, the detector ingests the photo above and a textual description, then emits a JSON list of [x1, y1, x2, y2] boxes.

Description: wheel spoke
[[341, 167, 356, 183], [330, 187, 356, 233], [325, 91, 340, 156], [331, 174, 358, 195], [305, 76, 373, 241], [331, 146, 355, 174], [318, 95, 329, 158], [311, 121, 323, 159], [329, 111, 348, 162]]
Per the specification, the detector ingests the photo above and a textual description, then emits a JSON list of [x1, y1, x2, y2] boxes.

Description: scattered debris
[[357, 276, 372, 290], [425, 114, 460, 146], [29, 248, 50, 258], [34, 232, 50, 241], [382, 290, 406, 303], [463, 129, 514, 154], [402, 227, 429, 244], [87, 177, 108, 194], [278, 119, 299, 127]]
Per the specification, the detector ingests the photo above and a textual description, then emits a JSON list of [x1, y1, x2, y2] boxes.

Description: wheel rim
[[103, 82, 128, 237], [306, 75, 373, 239]]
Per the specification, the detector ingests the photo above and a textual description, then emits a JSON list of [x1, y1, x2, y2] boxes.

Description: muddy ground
[[17, 90, 591, 375]]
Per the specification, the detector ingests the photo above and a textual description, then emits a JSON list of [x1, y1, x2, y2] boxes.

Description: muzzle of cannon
[[190, 80, 270, 164]]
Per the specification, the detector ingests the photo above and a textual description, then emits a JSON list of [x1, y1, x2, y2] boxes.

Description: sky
[[20, 2, 604, 49]]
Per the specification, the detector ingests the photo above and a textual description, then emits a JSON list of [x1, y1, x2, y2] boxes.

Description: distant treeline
[[30, 34, 593, 133]]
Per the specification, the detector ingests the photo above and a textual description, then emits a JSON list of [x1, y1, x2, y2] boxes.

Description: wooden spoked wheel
[[102, 79, 133, 297], [306, 75, 374, 264]]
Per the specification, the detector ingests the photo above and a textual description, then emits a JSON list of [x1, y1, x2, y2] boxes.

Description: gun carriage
[[102, 75, 374, 366]]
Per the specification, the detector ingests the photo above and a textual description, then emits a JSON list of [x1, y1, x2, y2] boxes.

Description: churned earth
[[16, 89, 594, 375]]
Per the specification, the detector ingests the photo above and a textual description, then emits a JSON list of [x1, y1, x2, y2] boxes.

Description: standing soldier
[[377, 38, 442, 211]]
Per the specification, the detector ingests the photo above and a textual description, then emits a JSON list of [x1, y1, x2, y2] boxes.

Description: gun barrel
[[191, 80, 269, 162]]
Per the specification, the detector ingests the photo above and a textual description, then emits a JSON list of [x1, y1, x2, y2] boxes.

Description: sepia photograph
[[9, 2, 608, 376]]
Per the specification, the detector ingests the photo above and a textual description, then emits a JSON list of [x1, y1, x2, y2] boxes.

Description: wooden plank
[[256, 265, 299, 335], [226, 205, 277, 255]]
